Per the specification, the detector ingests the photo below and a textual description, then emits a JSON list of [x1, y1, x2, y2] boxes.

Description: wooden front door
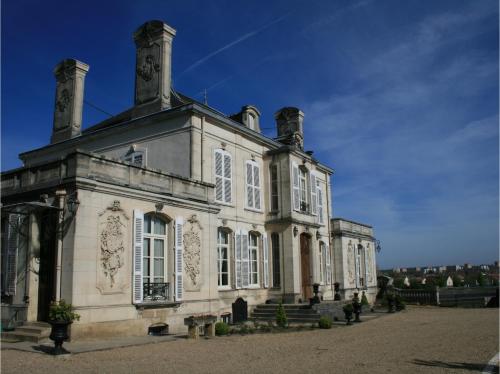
[[300, 234, 312, 301], [37, 210, 57, 321]]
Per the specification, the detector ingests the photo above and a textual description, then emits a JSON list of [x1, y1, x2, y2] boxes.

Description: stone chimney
[[51, 59, 89, 144], [134, 20, 176, 112], [274, 107, 304, 149]]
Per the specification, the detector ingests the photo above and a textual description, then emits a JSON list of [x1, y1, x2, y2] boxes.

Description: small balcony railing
[[143, 282, 170, 301]]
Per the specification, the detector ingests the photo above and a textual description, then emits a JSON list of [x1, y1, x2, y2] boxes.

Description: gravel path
[[2, 306, 498, 373]]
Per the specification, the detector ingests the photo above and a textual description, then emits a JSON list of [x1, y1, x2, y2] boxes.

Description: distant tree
[[477, 273, 487, 287], [393, 278, 405, 289], [410, 278, 422, 289], [452, 275, 463, 287], [435, 275, 447, 288]]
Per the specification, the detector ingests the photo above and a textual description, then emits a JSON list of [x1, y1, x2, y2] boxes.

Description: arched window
[[143, 214, 167, 300]]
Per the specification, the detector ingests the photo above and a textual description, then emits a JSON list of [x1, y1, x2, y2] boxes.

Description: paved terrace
[[2, 306, 498, 373]]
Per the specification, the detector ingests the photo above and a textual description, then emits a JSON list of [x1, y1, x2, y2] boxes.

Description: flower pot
[[49, 320, 72, 355]]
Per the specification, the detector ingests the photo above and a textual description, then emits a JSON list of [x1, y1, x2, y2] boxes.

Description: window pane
[[143, 238, 150, 256], [143, 258, 150, 277], [154, 239, 164, 257], [221, 259, 228, 273], [154, 259, 164, 277], [252, 273, 258, 284], [144, 215, 151, 234], [154, 218, 165, 235], [250, 234, 257, 247], [154, 277, 164, 283], [222, 273, 228, 286]]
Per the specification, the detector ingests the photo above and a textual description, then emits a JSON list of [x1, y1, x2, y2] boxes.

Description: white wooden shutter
[[292, 162, 300, 211], [364, 248, 369, 287], [6, 214, 20, 295], [355, 250, 360, 288], [215, 150, 223, 202], [235, 230, 242, 289], [263, 233, 269, 288], [223, 153, 232, 203], [246, 162, 254, 208], [133, 209, 144, 303], [310, 173, 317, 215], [317, 184, 324, 224], [254, 164, 261, 210], [241, 230, 249, 288], [175, 217, 184, 301], [325, 243, 331, 284]]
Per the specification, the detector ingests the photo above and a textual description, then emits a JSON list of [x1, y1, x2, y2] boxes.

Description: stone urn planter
[[48, 300, 80, 355], [334, 282, 341, 301], [310, 283, 321, 305], [352, 293, 362, 323], [343, 304, 354, 325]]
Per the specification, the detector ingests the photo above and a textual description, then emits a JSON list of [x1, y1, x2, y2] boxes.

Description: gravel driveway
[[2, 306, 498, 373]]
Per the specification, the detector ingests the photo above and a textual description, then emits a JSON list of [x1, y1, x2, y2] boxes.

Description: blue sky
[[2, 0, 498, 268]]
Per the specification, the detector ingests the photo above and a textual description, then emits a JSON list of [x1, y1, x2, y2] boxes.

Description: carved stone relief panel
[[135, 43, 160, 104], [183, 215, 202, 291], [96, 200, 129, 294], [346, 241, 355, 285], [53, 78, 74, 130]]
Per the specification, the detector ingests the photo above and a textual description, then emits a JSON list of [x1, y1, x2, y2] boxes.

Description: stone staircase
[[251, 304, 321, 324], [2, 322, 51, 343]]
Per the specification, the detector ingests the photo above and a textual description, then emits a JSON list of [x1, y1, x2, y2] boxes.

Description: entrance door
[[37, 210, 57, 321], [300, 234, 312, 301]]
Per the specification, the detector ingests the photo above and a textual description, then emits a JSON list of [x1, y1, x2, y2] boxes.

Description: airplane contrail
[[177, 13, 290, 79]]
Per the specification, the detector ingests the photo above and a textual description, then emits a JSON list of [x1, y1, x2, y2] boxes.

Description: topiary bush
[[276, 303, 288, 328], [215, 322, 230, 336], [318, 316, 332, 329]]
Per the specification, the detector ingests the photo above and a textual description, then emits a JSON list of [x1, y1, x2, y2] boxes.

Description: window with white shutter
[[262, 233, 269, 288], [245, 160, 261, 210], [133, 210, 144, 303], [175, 217, 184, 301], [317, 180, 324, 224], [217, 228, 230, 288], [248, 233, 259, 286], [292, 162, 300, 211], [310, 173, 317, 215], [270, 165, 279, 211], [319, 243, 324, 284], [214, 149, 232, 204]]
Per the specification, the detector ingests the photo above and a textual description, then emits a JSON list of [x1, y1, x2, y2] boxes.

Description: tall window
[[271, 233, 280, 288], [299, 168, 308, 212], [248, 114, 255, 130], [215, 149, 232, 203], [245, 160, 261, 210], [249, 233, 259, 286], [217, 229, 229, 287], [317, 180, 324, 224], [143, 214, 166, 285], [270, 165, 279, 211]]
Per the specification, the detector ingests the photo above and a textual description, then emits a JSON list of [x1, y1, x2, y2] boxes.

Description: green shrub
[[276, 303, 288, 328], [49, 300, 80, 322], [239, 324, 249, 334], [215, 322, 230, 336], [259, 324, 272, 333], [318, 316, 332, 329], [361, 292, 369, 306], [395, 295, 406, 311], [342, 303, 354, 314]]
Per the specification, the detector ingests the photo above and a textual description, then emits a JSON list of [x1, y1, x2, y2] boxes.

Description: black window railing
[[143, 282, 170, 301]]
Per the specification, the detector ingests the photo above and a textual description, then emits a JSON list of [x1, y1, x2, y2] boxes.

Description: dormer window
[[123, 145, 146, 167], [247, 114, 255, 131]]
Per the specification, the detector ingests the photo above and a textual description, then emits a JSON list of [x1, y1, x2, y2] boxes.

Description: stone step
[[1, 330, 49, 343], [15, 325, 51, 335], [254, 304, 312, 310], [252, 310, 319, 317], [252, 316, 320, 323]]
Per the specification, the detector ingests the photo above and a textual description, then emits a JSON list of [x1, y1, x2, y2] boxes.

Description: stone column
[[51, 59, 89, 144], [55, 190, 66, 302], [133, 20, 176, 113]]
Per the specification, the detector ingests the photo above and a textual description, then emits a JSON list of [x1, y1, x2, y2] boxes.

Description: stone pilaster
[[134, 20, 176, 112], [51, 59, 89, 144]]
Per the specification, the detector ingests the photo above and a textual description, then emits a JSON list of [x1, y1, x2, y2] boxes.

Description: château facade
[[1, 20, 377, 338]]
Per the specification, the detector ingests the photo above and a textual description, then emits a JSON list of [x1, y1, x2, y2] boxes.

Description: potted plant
[[48, 300, 80, 355], [343, 303, 354, 325], [352, 293, 362, 322]]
